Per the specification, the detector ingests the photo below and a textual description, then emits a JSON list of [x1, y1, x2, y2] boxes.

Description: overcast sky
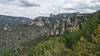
[[0, 0, 99, 19]]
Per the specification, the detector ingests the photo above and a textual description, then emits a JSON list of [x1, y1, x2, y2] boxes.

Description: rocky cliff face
[[0, 12, 93, 56]]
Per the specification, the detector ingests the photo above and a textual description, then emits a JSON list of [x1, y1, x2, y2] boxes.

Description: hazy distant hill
[[0, 15, 32, 27], [0, 12, 92, 27]]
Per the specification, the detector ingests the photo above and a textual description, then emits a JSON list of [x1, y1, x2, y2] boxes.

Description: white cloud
[[0, 0, 99, 19]]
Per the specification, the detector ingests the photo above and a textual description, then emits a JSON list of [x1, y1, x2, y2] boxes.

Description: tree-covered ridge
[[28, 12, 100, 56], [0, 11, 100, 56]]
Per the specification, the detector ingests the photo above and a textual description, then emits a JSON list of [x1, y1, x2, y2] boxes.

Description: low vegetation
[[27, 12, 100, 56], [0, 12, 100, 56]]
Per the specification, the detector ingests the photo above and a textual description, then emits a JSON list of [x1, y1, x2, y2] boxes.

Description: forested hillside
[[0, 11, 100, 56], [27, 12, 100, 56]]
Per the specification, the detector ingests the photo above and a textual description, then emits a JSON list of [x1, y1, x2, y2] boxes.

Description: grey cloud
[[73, 1, 100, 10], [63, 7, 75, 10], [0, 0, 100, 18], [20, 0, 40, 7], [91, 0, 100, 2], [0, 0, 15, 4], [0, 0, 40, 7]]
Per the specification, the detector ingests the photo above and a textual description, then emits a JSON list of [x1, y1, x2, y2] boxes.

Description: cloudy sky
[[0, 0, 99, 19]]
